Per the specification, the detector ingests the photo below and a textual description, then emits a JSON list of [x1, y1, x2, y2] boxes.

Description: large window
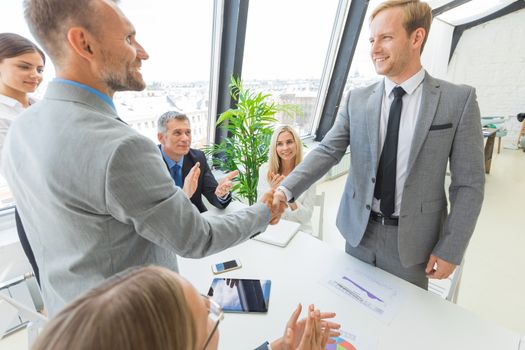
[[343, 0, 383, 94], [242, 0, 340, 137], [115, 1, 214, 148]]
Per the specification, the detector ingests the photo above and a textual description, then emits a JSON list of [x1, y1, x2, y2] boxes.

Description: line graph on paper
[[323, 268, 403, 323]]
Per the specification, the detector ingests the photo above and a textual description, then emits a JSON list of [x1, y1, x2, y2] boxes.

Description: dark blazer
[[159, 146, 232, 212]]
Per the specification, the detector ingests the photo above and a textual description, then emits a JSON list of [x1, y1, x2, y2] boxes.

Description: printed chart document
[[326, 328, 378, 350], [322, 267, 404, 324]]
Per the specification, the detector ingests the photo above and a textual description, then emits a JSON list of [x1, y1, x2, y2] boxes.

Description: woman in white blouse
[[0, 32, 45, 151], [258, 125, 315, 233], [0, 32, 45, 284]]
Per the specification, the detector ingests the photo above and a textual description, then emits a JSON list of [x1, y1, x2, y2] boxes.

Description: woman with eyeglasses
[[31, 265, 340, 350], [0, 32, 45, 285]]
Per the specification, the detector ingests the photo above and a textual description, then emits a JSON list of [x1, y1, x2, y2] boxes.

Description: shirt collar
[[384, 68, 425, 97], [53, 78, 116, 112], [160, 146, 184, 169]]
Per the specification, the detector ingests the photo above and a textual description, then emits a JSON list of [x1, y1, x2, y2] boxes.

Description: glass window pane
[[343, 0, 383, 95], [116, 1, 213, 149], [242, 0, 340, 137]]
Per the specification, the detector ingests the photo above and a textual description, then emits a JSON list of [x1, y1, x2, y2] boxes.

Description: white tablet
[[252, 219, 301, 247]]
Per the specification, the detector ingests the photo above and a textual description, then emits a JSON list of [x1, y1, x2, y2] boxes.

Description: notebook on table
[[253, 219, 301, 247]]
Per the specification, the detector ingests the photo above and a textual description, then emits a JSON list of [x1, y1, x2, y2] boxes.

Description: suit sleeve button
[[366, 205, 371, 210], [371, 177, 376, 183]]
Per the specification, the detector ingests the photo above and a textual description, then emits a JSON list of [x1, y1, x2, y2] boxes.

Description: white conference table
[[179, 220, 520, 350]]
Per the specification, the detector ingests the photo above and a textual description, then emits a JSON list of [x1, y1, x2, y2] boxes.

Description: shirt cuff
[[217, 192, 231, 203], [276, 185, 293, 203]]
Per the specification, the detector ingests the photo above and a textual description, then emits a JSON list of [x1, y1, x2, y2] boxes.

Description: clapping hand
[[271, 304, 340, 350], [260, 188, 286, 225], [269, 172, 286, 189], [215, 170, 239, 198], [182, 162, 200, 198]]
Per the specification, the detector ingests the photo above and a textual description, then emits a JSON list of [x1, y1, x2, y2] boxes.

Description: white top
[[372, 68, 425, 216], [0, 94, 35, 159], [258, 163, 315, 233]]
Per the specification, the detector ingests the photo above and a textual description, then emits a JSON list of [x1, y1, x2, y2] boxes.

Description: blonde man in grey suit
[[274, 0, 485, 289], [1, 0, 283, 316]]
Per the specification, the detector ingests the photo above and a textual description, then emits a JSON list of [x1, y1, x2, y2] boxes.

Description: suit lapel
[[406, 73, 441, 175], [365, 81, 384, 170], [182, 152, 193, 178]]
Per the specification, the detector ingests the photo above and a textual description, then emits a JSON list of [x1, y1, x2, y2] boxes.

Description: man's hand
[[182, 162, 200, 198], [215, 170, 239, 197], [272, 189, 288, 215], [270, 304, 340, 350], [425, 254, 457, 279], [260, 189, 286, 225], [269, 172, 286, 189]]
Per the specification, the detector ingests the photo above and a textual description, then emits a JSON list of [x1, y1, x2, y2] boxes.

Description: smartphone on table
[[211, 259, 241, 274]]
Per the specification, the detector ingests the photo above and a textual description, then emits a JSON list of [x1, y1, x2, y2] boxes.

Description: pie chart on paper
[[325, 336, 357, 350]]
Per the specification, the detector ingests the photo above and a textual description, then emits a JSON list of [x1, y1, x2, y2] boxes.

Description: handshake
[[259, 188, 289, 225]]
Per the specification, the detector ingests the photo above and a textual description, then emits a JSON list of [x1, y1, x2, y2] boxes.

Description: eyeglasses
[[201, 294, 224, 350]]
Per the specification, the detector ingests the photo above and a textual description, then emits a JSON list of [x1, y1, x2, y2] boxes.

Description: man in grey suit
[[273, 0, 485, 289], [1, 0, 282, 316]]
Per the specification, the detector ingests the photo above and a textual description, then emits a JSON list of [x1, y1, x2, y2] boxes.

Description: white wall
[[422, 18, 455, 80], [447, 9, 525, 119]]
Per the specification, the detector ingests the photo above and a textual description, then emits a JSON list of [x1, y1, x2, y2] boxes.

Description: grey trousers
[[345, 220, 428, 290]]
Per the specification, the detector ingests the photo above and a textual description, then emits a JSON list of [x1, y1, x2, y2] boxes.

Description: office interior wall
[[446, 9, 525, 120]]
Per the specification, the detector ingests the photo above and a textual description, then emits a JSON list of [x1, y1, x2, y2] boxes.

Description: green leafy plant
[[205, 76, 299, 205]]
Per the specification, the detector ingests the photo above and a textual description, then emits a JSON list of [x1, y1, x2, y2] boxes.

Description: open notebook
[[253, 219, 301, 247]]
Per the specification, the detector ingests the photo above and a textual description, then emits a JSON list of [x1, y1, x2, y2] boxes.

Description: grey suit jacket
[[1, 81, 269, 316], [282, 72, 485, 267]]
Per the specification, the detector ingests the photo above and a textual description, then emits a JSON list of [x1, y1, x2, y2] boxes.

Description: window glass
[[0, 2, 214, 212], [242, 0, 340, 137], [343, 0, 383, 95], [115, 1, 213, 149]]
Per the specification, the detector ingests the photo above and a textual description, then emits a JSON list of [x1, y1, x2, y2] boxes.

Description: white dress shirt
[[372, 68, 425, 216], [0, 94, 36, 155]]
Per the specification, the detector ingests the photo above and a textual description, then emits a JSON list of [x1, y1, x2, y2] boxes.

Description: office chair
[[0, 272, 46, 346], [312, 191, 325, 241], [428, 258, 465, 303]]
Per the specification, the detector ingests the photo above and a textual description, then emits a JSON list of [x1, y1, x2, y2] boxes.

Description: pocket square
[[429, 123, 453, 131]]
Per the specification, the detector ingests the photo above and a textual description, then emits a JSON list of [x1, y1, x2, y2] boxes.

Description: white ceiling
[[427, 0, 520, 26]]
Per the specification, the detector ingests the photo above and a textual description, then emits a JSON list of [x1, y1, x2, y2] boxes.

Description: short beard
[[102, 66, 146, 93]]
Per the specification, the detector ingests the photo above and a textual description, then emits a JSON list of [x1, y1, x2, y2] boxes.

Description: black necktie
[[374, 86, 406, 218]]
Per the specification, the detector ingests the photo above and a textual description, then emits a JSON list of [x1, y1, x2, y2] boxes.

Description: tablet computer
[[207, 278, 271, 313]]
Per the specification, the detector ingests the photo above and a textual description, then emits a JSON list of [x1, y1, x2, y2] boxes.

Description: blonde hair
[[371, 0, 432, 52], [267, 125, 303, 182], [32, 266, 196, 350]]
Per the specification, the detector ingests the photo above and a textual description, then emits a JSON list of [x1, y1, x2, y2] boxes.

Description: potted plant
[[206, 77, 299, 205]]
